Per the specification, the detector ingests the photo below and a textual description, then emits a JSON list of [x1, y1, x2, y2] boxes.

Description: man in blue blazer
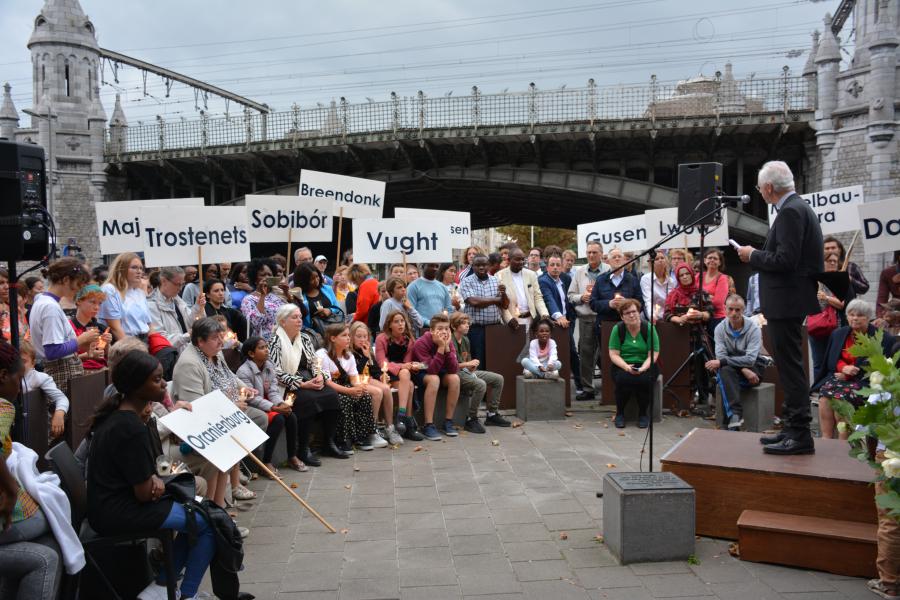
[[539, 253, 584, 397], [737, 161, 823, 455]]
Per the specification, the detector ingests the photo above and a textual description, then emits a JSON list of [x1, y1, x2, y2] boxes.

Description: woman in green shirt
[[608, 298, 660, 429]]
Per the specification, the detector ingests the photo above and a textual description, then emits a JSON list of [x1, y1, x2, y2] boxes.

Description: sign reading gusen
[[577, 215, 647, 256], [94, 198, 205, 255], [644, 207, 730, 250], [245, 195, 333, 243], [858, 197, 900, 255], [352, 218, 452, 263], [768, 186, 863, 235], [139, 206, 251, 268], [299, 169, 385, 219], [158, 390, 268, 472], [393, 208, 472, 248]]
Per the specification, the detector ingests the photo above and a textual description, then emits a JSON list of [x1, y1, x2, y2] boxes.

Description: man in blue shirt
[[589, 248, 642, 323], [407, 263, 453, 327]]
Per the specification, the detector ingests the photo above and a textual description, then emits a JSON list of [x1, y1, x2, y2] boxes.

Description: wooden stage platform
[[660, 428, 878, 577]]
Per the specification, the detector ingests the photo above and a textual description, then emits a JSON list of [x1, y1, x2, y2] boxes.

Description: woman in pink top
[[702, 249, 729, 319], [374, 310, 424, 441]]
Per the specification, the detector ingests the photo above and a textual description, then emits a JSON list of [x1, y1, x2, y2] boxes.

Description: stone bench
[[515, 375, 566, 421], [415, 387, 469, 427], [715, 382, 775, 432], [622, 374, 663, 424]]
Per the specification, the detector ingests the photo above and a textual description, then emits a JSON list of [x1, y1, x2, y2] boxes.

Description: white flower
[[837, 422, 848, 434], [870, 372, 885, 386], [887, 358, 894, 365], [883, 457, 900, 479], [886, 449, 899, 460]]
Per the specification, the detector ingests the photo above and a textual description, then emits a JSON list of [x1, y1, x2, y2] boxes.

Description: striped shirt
[[459, 274, 502, 325]]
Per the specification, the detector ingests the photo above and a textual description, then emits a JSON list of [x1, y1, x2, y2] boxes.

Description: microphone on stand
[[714, 194, 751, 207]]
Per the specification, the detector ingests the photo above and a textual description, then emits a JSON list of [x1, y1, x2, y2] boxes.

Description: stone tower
[[15, 0, 107, 262], [811, 0, 899, 293]]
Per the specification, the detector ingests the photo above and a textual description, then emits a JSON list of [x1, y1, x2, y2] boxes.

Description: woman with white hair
[[811, 299, 895, 439], [268, 304, 347, 465]]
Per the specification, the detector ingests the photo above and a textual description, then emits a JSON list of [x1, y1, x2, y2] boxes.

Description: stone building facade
[[811, 0, 899, 299]]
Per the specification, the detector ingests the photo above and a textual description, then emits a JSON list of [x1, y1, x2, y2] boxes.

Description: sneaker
[[385, 424, 404, 445], [442, 419, 459, 437], [137, 582, 169, 600], [421, 423, 442, 441], [614, 415, 625, 429], [238, 471, 249, 486], [464, 417, 486, 433], [547, 370, 560, 379], [368, 433, 389, 449], [356, 437, 375, 451], [401, 416, 425, 441], [237, 526, 250, 539], [728, 414, 744, 430], [395, 417, 407, 435], [867, 578, 898, 599], [522, 369, 534, 379], [638, 415, 650, 429], [338, 440, 355, 455], [484, 413, 511, 427], [232, 485, 257, 501]]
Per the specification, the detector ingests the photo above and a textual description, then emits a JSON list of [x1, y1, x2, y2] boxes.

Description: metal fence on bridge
[[110, 72, 815, 156]]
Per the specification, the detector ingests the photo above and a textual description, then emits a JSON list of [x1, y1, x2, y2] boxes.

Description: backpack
[[615, 320, 649, 346]]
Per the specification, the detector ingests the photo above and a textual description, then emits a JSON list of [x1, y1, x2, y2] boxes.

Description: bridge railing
[[109, 73, 815, 156]]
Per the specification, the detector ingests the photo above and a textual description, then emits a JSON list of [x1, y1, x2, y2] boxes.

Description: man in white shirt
[[497, 247, 549, 331]]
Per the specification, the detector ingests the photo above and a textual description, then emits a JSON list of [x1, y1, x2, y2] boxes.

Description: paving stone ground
[[221, 408, 871, 600]]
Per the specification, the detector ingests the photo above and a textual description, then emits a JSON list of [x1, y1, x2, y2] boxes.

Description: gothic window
[[64, 64, 70, 97]]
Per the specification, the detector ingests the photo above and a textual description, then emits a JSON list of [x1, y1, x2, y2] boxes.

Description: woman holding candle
[[375, 310, 424, 441]]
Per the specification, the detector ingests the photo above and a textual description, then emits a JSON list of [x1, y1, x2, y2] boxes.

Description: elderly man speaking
[[736, 161, 823, 455]]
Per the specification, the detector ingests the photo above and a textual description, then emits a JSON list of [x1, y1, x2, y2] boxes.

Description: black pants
[[611, 364, 657, 417], [263, 412, 298, 463], [767, 317, 811, 436], [469, 323, 487, 368], [717, 363, 765, 419], [297, 408, 340, 453], [568, 326, 582, 391]]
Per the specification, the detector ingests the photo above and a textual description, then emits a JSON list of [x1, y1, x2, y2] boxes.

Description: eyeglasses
[[621, 310, 639, 316]]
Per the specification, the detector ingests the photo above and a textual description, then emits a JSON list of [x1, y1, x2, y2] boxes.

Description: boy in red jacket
[[411, 313, 460, 440]]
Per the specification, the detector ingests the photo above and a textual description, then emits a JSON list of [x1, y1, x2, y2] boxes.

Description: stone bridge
[[105, 70, 817, 242]]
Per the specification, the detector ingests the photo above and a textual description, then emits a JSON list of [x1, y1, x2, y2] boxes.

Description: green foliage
[[832, 328, 900, 520], [687, 554, 701, 565], [495, 225, 576, 252]]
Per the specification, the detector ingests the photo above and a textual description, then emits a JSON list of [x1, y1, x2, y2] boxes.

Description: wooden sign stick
[[198, 247, 203, 294], [230, 435, 337, 533], [335, 207, 344, 268], [287, 228, 293, 275], [841, 230, 860, 272]]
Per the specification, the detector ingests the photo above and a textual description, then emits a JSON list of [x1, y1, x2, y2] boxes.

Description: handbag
[[162, 471, 198, 503], [807, 304, 838, 339]]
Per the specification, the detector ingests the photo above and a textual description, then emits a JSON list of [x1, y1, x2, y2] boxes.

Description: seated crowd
[[0, 233, 896, 599]]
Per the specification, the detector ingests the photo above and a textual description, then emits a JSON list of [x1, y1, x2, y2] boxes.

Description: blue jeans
[[521, 358, 562, 378], [159, 503, 216, 598]]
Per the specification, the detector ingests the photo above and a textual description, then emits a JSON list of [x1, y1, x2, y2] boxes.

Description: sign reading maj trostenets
[[139, 206, 251, 268], [95, 198, 205, 255], [159, 390, 268, 473], [299, 169, 385, 219], [768, 186, 863, 236]]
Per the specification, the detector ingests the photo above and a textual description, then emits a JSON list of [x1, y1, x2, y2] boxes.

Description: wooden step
[[660, 428, 877, 539], [737, 509, 877, 578]]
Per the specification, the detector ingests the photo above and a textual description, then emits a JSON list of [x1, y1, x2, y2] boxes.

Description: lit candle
[[284, 392, 295, 407]]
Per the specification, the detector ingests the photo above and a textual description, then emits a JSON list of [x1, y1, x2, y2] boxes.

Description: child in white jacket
[[521, 317, 562, 379], [20, 341, 70, 440]]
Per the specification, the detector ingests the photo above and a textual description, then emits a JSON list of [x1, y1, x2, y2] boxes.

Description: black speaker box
[[677, 162, 722, 226], [0, 140, 50, 261]]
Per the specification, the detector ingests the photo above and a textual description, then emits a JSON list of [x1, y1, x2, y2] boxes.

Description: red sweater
[[412, 331, 459, 375], [353, 277, 380, 324]]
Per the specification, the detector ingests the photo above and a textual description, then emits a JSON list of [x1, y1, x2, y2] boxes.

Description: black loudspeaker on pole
[[0, 140, 50, 262], [677, 162, 723, 226]]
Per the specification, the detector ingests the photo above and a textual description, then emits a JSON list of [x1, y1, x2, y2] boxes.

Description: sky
[[0, 0, 847, 127]]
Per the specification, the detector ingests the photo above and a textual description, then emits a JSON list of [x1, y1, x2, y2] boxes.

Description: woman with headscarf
[[664, 263, 715, 406]]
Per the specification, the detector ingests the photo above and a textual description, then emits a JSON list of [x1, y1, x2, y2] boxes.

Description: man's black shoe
[[759, 432, 786, 445], [576, 390, 595, 401], [298, 450, 321, 467], [464, 417, 486, 434], [763, 436, 815, 455], [324, 441, 352, 459], [401, 416, 425, 441], [484, 413, 511, 427]]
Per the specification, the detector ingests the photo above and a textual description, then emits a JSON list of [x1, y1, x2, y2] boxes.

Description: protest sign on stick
[[858, 198, 900, 255], [139, 206, 250, 268], [768, 186, 863, 235], [352, 219, 451, 263], [576, 215, 648, 256], [95, 198, 204, 255], [394, 208, 472, 249], [159, 391, 335, 532], [644, 207, 729, 250]]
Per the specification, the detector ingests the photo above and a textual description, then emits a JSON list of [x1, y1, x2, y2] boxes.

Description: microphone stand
[[617, 197, 729, 472]]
